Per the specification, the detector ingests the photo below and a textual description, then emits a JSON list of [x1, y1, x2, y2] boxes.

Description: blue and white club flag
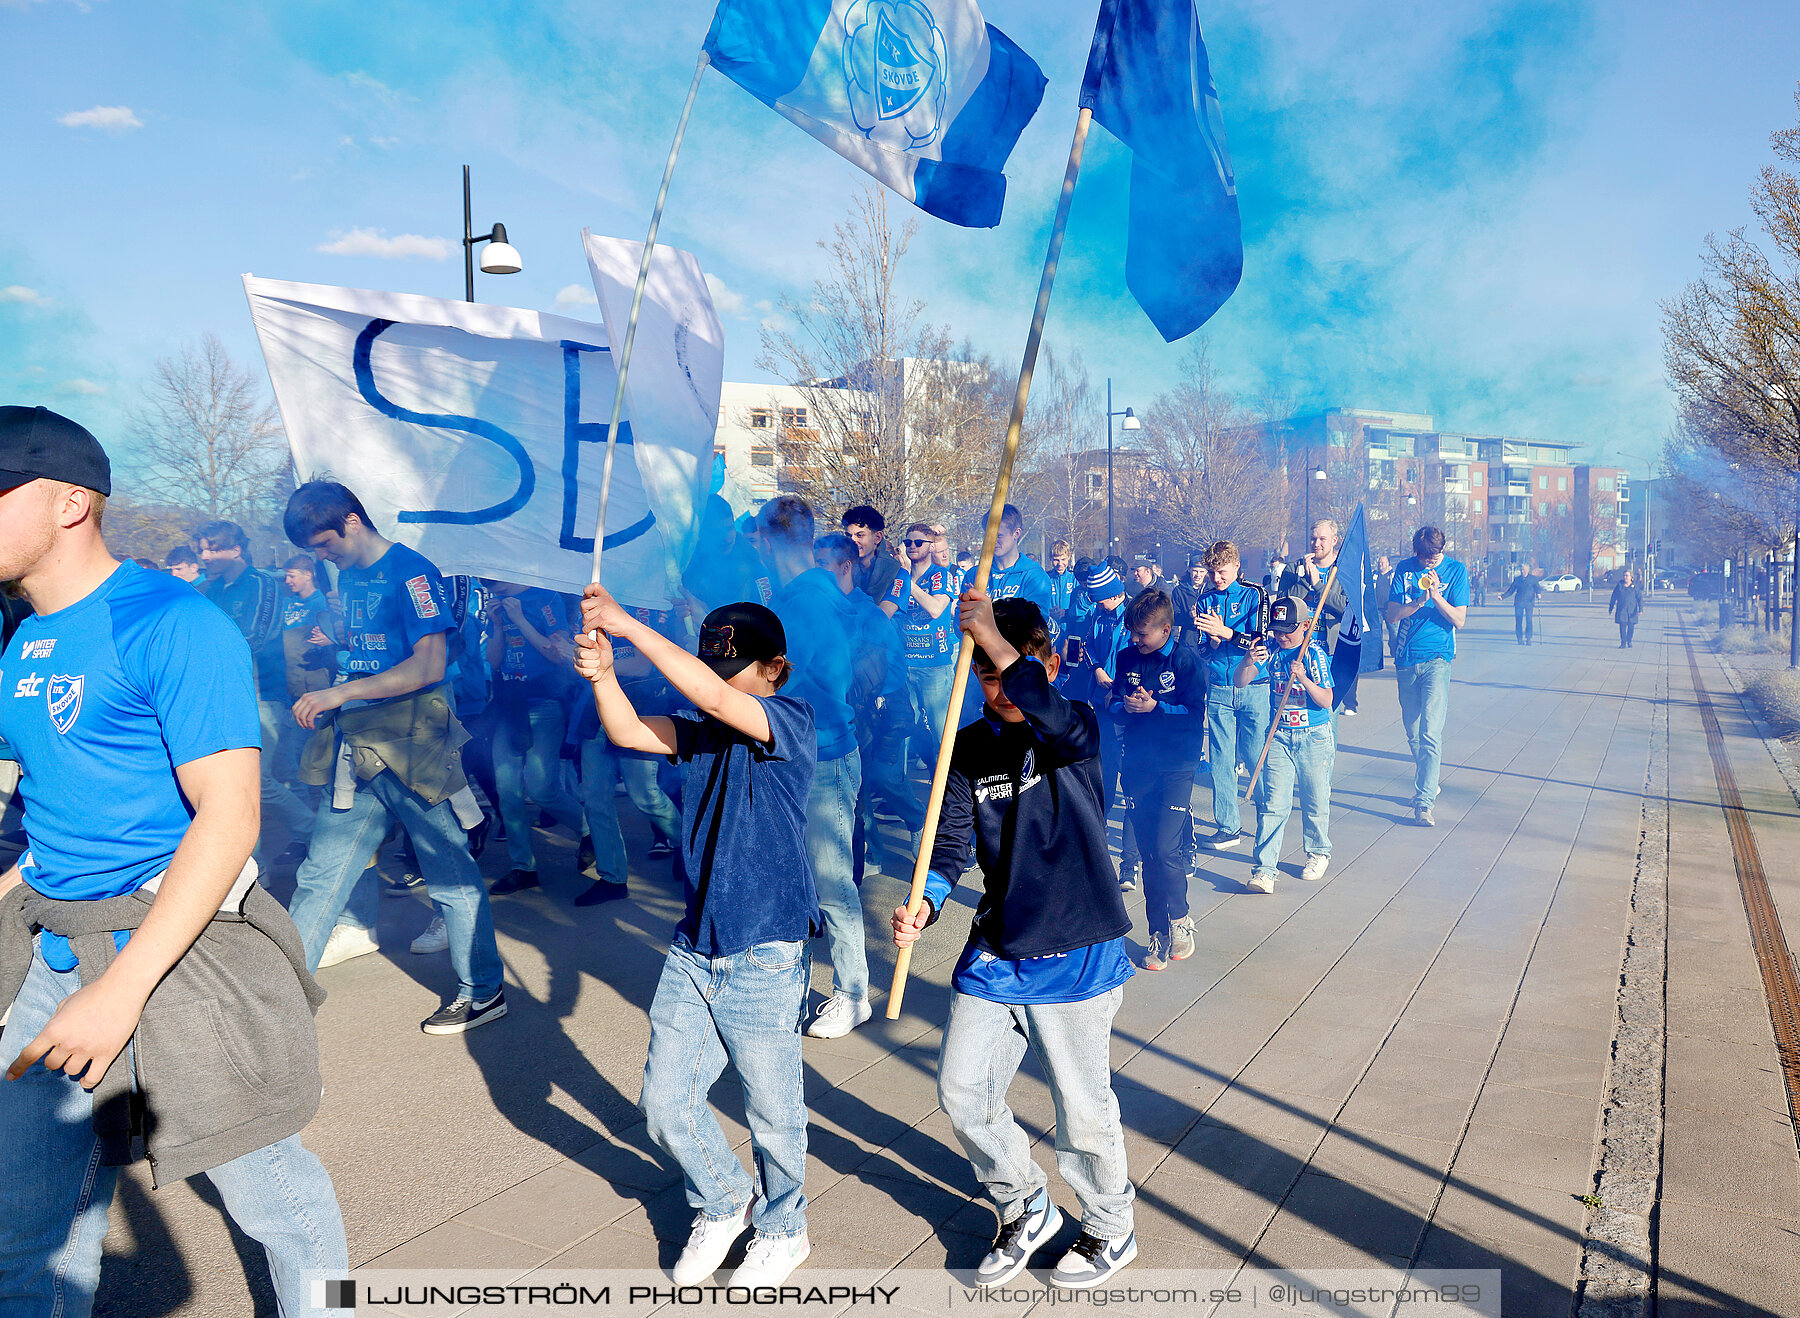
[[242, 275, 716, 610], [704, 0, 1047, 228], [1080, 0, 1243, 341], [1334, 502, 1384, 676]]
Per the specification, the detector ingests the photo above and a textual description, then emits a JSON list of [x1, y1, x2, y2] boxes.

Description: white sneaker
[[317, 924, 379, 968], [672, 1200, 754, 1285], [805, 992, 873, 1039], [1301, 854, 1330, 882], [410, 914, 448, 954], [1246, 872, 1276, 895], [730, 1231, 810, 1286]]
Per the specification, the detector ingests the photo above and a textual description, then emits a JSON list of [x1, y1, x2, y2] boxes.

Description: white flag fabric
[[582, 231, 726, 581], [242, 275, 717, 609]]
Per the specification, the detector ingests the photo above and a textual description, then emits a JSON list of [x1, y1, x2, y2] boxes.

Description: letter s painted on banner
[[352, 318, 535, 525]]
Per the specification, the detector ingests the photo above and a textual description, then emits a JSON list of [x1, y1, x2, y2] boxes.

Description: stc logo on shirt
[[11, 675, 45, 699]]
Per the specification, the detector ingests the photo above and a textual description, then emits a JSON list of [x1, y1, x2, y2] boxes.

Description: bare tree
[[756, 188, 1011, 530], [127, 334, 291, 526], [1130, 341, 1284, 562], [1662, 82, 1800, 664], [1013, 344, 1101, 556]]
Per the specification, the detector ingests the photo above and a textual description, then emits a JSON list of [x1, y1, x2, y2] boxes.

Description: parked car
[[1543, 574, 1583, 592]]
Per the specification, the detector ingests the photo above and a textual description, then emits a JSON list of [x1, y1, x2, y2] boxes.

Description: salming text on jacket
[[926, 659, 1130, 959]]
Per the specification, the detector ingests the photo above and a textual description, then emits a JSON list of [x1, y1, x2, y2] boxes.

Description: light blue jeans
[[257, 699, 316, 860], [0, 947, 347, 1318], [493, 697, 585, 871], [580, 737, 681, 883], [288, 768, 503, 1001], [907, 663, 957, 771], [640, 936, 811, 1239], [807, 749, 865, 1001], [1395, 657, 1452, 809], [1252, 721, 1336, 873], [1205, 682, 1270, 835], [937, 987, 1135, 1239]]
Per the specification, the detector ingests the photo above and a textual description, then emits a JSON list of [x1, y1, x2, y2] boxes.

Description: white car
[[1543, 574, 1583, 592]]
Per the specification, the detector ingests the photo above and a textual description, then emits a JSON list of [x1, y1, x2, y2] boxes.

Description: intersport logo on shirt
[[20, 638, 56, 659]]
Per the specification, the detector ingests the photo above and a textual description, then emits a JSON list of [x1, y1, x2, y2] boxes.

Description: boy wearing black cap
[[576, 586, 818, 1289], [1233, 597, 1335, 894], [892, 594, 1137, 1291]]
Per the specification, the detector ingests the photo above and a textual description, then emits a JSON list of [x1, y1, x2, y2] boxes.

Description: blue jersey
[[987, 555, 1060, 640], [1195, 580, 1267, 688], [1046, 569, 1076, 617], [0, 562, 262, 968], [1388, 556, 1469, 667], [898, 565, 959, 669], [336, 543, 456, 684], [498, 588, 575, 690], [1245, 636, 1334, 729]]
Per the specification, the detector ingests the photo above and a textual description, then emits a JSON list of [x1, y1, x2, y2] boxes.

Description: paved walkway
[[39, 594, 1800, 1315]]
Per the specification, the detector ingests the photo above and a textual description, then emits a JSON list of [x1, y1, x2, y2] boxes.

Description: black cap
[[1187, 549, 1205, 568], [1269, 596, 1311, 632], [697, 602, 786, 679], [0, 406, 112, 496]]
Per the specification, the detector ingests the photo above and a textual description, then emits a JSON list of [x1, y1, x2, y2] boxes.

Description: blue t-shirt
[[669, 694, 819, 958], [898, 565, 958, 669], [1196, 580, 1266, 689], [498, 588, 575, 690], [281, 588, 330, 640], [987, 555, 1060, 640], [922, 867, 1132, 1004], [769, 570, 859, 762], [0, 562, 262, 969], [1388, 556, 1470, 667], [1244, 636, 1334, 729], [336, 543, 456, 683], [1046, 569, 1076, 617]]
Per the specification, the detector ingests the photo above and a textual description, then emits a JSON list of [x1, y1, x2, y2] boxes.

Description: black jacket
[[1502, 574, 1542, 612], [928, 659, 1130, 959], [1109, 641, 1208, 762], [1609, 583, 1644, 621]]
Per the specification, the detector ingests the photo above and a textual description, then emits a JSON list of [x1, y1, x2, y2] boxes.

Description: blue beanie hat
[[1080, 561, 1122, 602]]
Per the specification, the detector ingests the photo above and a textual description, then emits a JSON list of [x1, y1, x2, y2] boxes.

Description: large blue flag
[[704, 0, 1047, 228], [1334, 503, 1385, 676], [1080, 0, 1243, 341]]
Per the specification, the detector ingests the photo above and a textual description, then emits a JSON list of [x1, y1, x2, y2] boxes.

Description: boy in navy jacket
[[892, 594, 1137, 1292]]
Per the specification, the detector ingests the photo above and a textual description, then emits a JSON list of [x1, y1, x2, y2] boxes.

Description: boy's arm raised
[[580, 585, 772, 744], [575, 631, 679, 755]]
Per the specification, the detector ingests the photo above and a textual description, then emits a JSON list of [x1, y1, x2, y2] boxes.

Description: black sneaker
[[1203, 828, 1243, 851], [974, 1188, 1062, 1289], [421, 989, 507, 1035], [490, 868, 540, 895], [574, 880, 629, 907], [648, 839, 675, 860], [1050, 1230, 1138, 1289], [577, 835, 596, 875], [1118, 862, 1139, 893]]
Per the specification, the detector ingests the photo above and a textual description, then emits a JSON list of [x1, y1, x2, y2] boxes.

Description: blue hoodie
[[769, 568, 859, 761]]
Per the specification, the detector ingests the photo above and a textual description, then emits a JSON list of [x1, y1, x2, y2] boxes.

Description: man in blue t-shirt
[[0, 407, 345, 1317], [1190, 541, 1269, 848], [197, 519, 317, 865], [897, 522, 960, 772], [282, 481, 506, 1034], [1384, 525, 1469, 826]]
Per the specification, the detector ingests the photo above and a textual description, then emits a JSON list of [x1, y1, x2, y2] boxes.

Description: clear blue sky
[[4, 0, 1796, 479]]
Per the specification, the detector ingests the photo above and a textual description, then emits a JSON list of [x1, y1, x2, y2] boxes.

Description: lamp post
[[1305, 465, 1325, 536], [462, 165, 523, 302], [1105, 377, 1140, 556]]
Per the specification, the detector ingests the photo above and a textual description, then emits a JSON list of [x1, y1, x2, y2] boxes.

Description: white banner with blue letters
[[243, 273, 721, 609]]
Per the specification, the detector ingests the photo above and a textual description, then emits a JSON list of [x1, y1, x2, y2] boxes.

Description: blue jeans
[[906, 663, 957, 771], [258, 700, 316, 860], [288, 768, 503, 1000], [937, 987, 1135, 1238], [1395, 657, 1452, 809], [493, 697, 585, 871], [1252, 722, 1336, 874], [581, 737, 681, 882], [1205, 683, 1270, 835], [0, 948, 347, 1318], [640, 936, 810, 1239], [806, 749, 865, 1001]]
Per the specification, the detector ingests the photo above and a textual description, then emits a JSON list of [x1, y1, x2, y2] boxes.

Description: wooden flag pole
[[1245, 559, 1341, 796], [590, 50, 710, 584], [887, 107, 1094, 1021]]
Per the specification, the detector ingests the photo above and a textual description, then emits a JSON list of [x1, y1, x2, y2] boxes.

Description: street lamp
[[1105, 377, 1139, 556], [1305, 465, 1326, 534], [462, 165, 523, 302]]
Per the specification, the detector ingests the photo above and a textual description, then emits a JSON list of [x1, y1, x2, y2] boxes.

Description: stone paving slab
[[14, 595, 1785, 1315]]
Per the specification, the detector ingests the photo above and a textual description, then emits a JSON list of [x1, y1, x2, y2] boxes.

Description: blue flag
[[704, 0, 1047, 228], [1080, 0, 1243, 341], [1334, 503, 1385, 675]]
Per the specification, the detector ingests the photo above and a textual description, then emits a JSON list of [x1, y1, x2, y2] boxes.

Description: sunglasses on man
[[902, 538, 935, 548]]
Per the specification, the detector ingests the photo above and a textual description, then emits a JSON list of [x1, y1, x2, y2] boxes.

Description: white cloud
[[58, 105, 143, 132], [316, 227, 453, 260], [0, 286, 45, 304], [704, 273, 747, 318], [554, 283, 598, 310], [57, 378, 106, 396]]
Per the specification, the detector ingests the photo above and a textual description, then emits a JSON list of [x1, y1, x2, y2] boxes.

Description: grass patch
[[1745, 667, 1800, 740], [1717, 625, 1789, 655]]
